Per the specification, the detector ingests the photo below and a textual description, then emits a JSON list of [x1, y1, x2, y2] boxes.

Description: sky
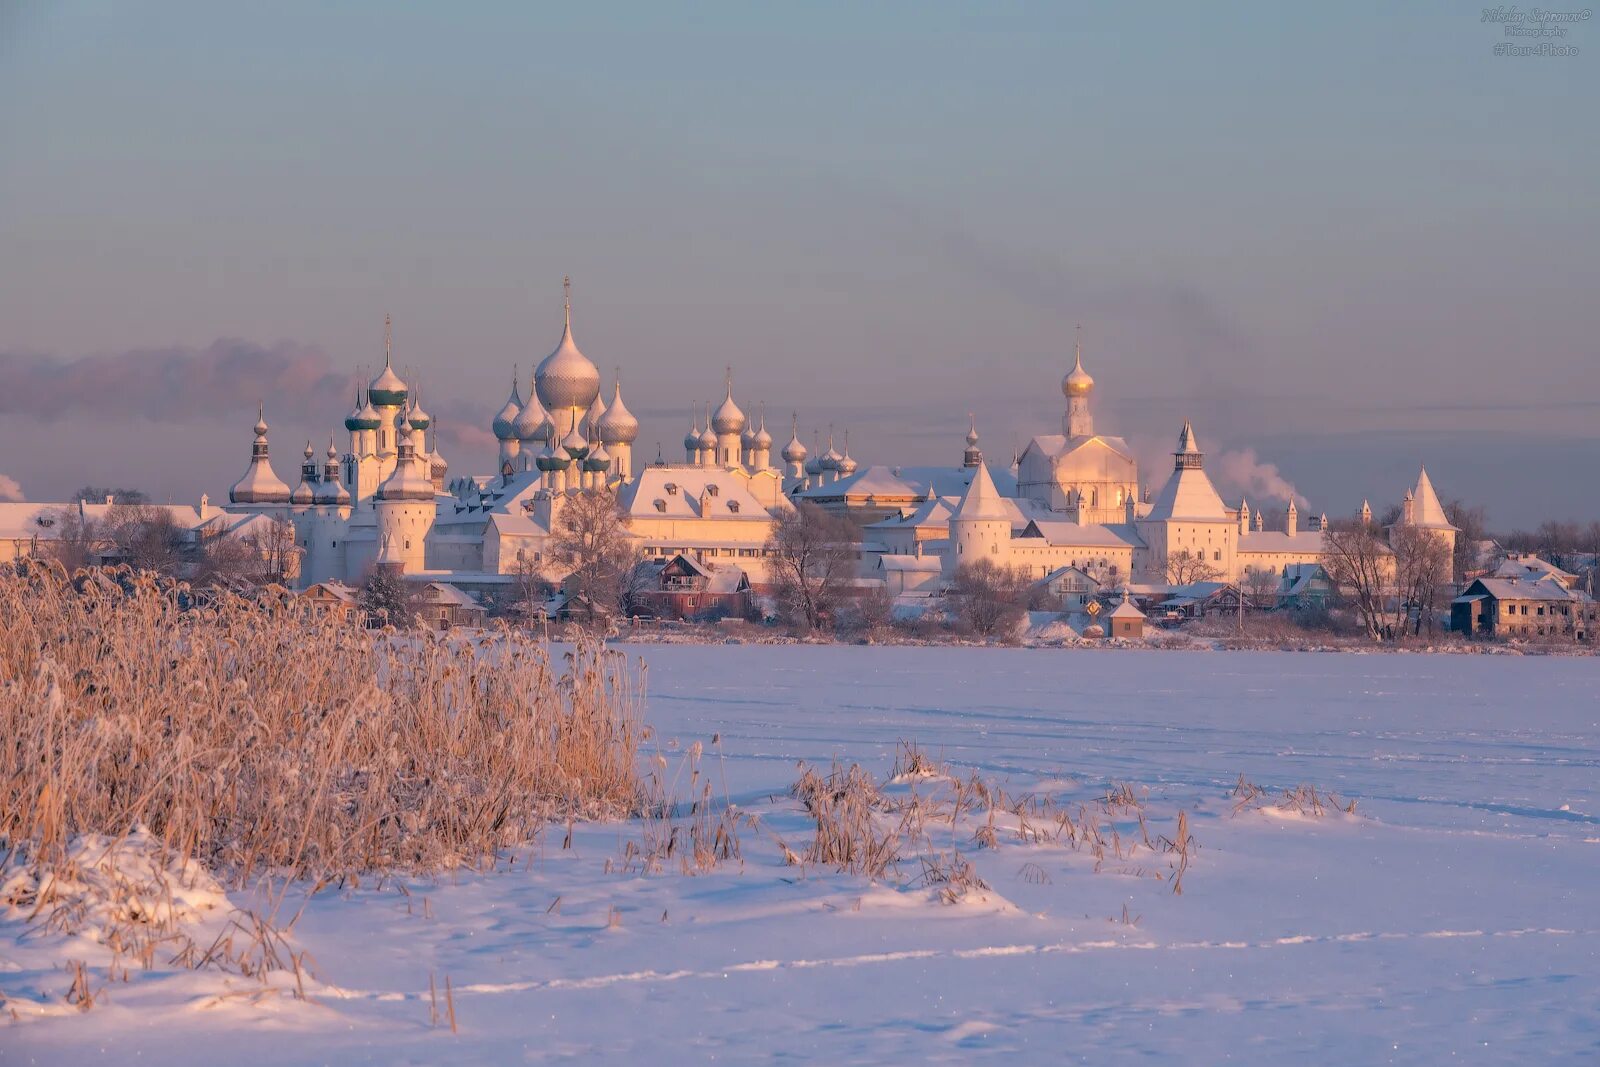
[[0, 2, 1596, 527]]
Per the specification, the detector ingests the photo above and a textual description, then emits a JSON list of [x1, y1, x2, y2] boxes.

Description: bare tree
[[43, 506, 105, 571], [1322, 520, 1400, 640], [1242, 566, 1280, 610], [104, 504, 184, 577], [950, 558, 1030, 639], [618, 558, 660, 620], [549, 487, 638, 618], [764, 502, 857, 633], [509, 549, 554, 620], [191, 526, 258, 589], [1391, 525, 1452, 637], [1443, 499, 1487, 583], [241, 518, 302, 586], [1165, 549, 1222, 587]]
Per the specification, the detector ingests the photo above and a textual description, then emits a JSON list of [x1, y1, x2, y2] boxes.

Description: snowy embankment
[[6, 648, 1598, 1064]]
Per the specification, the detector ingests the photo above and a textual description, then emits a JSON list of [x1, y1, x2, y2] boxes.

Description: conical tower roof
[[1409, 466, 1452, 528], [952, 461, 1010, 522]]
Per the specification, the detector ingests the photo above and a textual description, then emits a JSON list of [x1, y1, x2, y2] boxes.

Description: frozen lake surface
[[8, 646, 1599, 1064]]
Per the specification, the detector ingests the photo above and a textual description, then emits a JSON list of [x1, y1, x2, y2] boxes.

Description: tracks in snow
[[325, 926, 1597, 1003]]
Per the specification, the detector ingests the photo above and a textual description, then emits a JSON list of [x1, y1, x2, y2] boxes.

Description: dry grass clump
[[611, 737, 747, 876], [784, 744, 1202, 900], [1231, 775, 1357, 817], [0, 562, 646, 886], [790, 761, 902, 879]]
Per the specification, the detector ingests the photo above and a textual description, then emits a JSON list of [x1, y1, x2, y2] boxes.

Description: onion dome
[[1062, 333, 1094, 398], [291, 442, 317, 506], [753, 407, 773, 451], [407, 388, 431, 431], [561, 418, 590, 461], [804, 431, 823, 476], [315, 437, 350, 505], [596, 379, 639, 445], [684, 404, 703, 454], [368, 314, 409, 407], [511, 387, 548, 442], [820, 431, 843, 472], [697, 418, 717, 453], [376, 417, 435, 500], [535, 439, 568, 472], [584, 440, 612, 473], [782, 414, 807, 463], [838, 431, 857, 475], [353, 388, 381, 431], [492, 368, 523, 441], [429, 434, 449, 480], [711, 373, 746, 435], [588, 387, 607, 426], [229, 402, 292, 504], [344, 386, 380, 432], [534, 278, 601, 413]]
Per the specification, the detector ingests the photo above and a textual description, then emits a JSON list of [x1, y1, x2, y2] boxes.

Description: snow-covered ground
[[7, 647, 1598, 1064]]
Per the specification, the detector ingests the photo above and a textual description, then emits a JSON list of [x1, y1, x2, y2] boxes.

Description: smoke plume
[[0, 340, 356, 422], [1210, 447, 1307, 509], [0, 474, 23, 502]]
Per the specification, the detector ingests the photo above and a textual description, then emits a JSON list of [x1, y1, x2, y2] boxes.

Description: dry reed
[[0, 561, 646, 885], [0, 561, 648, 1005]]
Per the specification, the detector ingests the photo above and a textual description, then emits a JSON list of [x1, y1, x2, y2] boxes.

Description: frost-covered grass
[[5, 640, 1599, 1063], [0, 562, 646, 1014], [0, 563, 644, 885]]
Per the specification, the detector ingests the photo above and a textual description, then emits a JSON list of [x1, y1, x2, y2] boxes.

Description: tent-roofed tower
[[1136, 418, 1237, 583], [1392, 465, 1459, 560], [945, 459, 1010, 575]]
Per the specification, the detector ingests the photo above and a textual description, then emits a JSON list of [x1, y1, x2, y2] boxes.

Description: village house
[[1450, 576, 1595, 640]]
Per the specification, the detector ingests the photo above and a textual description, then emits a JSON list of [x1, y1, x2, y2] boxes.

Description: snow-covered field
[[7, 647, 1598, 1064]]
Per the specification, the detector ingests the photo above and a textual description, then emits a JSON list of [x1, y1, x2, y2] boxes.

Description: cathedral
[[211, 283, 1456, 604]]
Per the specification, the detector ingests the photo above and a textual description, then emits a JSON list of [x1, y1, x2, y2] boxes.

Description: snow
[[6, 647, 1599, 1063]]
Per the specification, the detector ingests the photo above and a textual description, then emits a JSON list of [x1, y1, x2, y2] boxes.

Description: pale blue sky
[[1, 2, 1595, 524]]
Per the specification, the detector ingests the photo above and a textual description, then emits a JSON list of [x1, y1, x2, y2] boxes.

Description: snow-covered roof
[[1465, 577, 1585, 603], [1033, 564, 1101, 588], [302, 581, 358, 603], [1023, 433, 1135, 465], [620, 466, 777, 521], [0, 502, 213, 541], [951, 462, 1010, 522], [1142, 464, 1228, 522], [416, 582, 482, 608], [1490, 555, 1574, 585], [878, 554, 943, 573], [799, 464, 1019, 503], [1409, 467, 1453, 529], [1109, 597, 1145, 619], [1020, 519, 1145, 549]]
